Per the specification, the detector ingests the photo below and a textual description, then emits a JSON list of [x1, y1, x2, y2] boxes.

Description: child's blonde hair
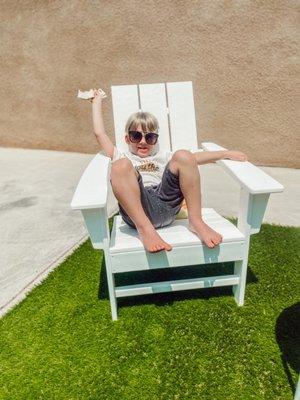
[[125, 111, 159, 134]]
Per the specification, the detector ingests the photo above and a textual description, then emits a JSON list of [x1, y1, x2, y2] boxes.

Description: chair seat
[[109, 208, 245, 254]]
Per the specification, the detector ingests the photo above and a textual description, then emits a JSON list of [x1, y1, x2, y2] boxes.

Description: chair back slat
[[167, 81, 198, 151], [111, 84, 139, 152], [139, 83, 171, 151], [111, 81, 198, 153]]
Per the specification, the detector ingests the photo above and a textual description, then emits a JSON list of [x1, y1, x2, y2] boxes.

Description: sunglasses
[[128, 130, 159, 145]]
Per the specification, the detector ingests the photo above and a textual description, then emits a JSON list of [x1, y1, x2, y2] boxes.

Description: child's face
[[125, 124, 158, 158]]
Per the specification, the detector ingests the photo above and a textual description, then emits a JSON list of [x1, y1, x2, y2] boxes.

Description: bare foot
[[137, 225, 172, 253], [188, 218, 223, 248]]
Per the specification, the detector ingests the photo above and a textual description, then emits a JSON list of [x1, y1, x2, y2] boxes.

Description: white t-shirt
[[112, 147, 173, 187]]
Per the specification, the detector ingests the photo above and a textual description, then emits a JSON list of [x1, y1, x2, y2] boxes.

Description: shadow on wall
[[275, 302, 300, 397]]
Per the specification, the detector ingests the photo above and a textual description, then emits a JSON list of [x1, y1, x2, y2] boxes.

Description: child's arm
[[193, 150, 247, 165], [91, 89, 115, 159]]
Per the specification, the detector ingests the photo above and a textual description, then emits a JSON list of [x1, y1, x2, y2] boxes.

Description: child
[[91, 88, 247, 253]]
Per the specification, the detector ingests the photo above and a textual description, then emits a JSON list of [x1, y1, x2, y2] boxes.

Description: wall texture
[[1, 0, 299, 167]]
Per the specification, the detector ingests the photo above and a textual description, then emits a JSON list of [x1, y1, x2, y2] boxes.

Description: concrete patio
[[0, 147, 299, 317]]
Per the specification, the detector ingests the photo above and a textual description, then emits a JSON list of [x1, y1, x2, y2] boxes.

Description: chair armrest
[[71, 153, 112, 249], [201, 142, 284, 194], [71, 153, 111, 210]]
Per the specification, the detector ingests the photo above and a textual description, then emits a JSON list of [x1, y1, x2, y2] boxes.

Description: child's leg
[[110, 158, 172, 252], [168, 150, 223, 248]]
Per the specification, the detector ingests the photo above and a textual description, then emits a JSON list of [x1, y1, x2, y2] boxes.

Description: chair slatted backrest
[[111, 81, 198, 153]]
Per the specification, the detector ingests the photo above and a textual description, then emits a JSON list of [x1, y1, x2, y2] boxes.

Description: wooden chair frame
[[71, 81, 283, 320]]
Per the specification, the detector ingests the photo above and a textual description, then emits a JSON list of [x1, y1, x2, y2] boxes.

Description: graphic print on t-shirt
[[136, 161, 159, 173], [113, 146, 173, 186]]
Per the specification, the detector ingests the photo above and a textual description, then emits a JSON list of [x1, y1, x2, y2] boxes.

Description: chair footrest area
[[115, 274, 240, 298]]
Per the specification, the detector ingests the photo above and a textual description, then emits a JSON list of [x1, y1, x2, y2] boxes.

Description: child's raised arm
[[91, 89, 115, 159]]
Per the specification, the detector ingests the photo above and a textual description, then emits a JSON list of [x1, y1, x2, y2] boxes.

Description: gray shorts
[[118, 161, 184, 229]]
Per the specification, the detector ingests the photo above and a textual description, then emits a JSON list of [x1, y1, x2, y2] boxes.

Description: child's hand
[[224, 150, 248, 162], [90, 88, 107, 105]]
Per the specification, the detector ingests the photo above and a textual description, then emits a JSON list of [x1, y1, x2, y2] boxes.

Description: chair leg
[[233, 259, 248, 306], [103, 249, 118, 321], [106, 269, 118, 321]]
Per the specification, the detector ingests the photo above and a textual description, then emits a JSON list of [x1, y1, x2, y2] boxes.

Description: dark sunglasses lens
[[129, 131, 142, 142], [146, 133, 158, 145]]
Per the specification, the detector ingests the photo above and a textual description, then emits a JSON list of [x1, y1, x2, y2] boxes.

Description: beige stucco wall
[[1, 0, 299, 167]]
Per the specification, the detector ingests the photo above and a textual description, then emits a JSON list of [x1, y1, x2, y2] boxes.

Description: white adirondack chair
[[71, 81, 284, 321]]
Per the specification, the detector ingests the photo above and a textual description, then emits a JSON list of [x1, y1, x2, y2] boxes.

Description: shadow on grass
[[98, 258, 258, 309], [275, 302, 300, 396]]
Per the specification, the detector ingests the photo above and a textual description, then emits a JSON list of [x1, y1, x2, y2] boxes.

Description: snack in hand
[[77, 88, 107, 100]]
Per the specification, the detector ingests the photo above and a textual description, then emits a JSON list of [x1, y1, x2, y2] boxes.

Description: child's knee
[[111, 158, 134, 176], [172, 149, 196, 165]]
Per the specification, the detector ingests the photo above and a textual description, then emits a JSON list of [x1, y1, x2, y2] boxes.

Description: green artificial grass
[[0, 222, 299, 399]]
